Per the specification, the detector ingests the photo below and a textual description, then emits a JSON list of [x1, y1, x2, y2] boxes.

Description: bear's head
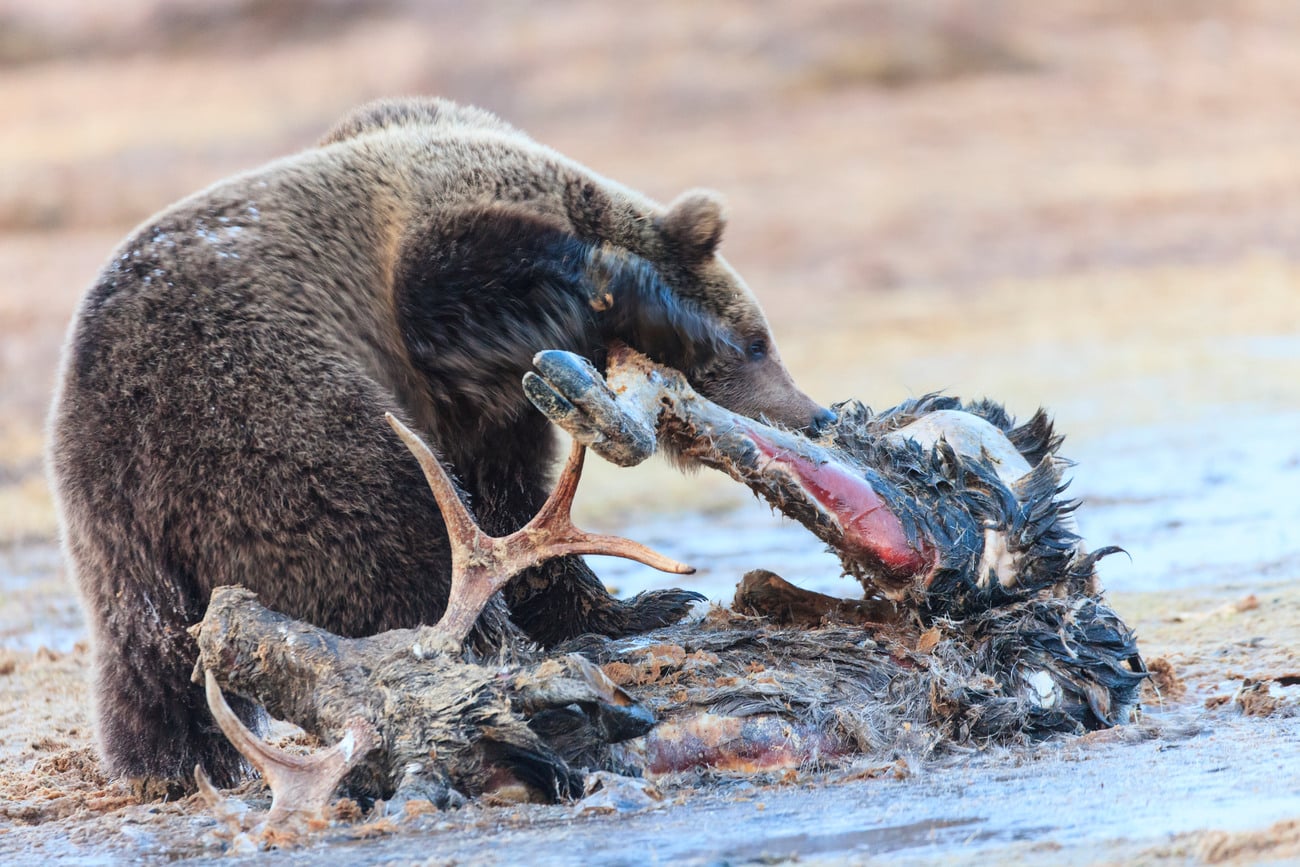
[[583, 188, 833, 435]]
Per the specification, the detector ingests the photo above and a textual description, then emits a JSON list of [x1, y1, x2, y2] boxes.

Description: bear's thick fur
[[47, 97, 829, 792]]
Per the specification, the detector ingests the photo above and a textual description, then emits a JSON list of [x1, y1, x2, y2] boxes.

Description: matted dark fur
[[818, 395, 1119, 617], [47, 97, 828, 791]]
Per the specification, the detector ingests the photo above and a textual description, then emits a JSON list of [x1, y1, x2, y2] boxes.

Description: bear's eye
[[746, 337, 768, 362]]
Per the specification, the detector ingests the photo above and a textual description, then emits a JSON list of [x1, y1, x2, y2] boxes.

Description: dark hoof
[[588, 698, 656, 743], [525, 351, 656, 467]]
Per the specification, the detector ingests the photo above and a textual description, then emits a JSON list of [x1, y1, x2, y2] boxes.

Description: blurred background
[[1, 0, 1298, 547]]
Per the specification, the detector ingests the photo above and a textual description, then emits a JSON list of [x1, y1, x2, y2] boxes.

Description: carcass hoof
[[524, 350, 657, 467]]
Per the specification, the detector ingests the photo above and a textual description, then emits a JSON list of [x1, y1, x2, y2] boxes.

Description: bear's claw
[[613, 588, 707, 636]]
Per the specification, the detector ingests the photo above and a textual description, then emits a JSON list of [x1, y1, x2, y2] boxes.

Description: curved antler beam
[[200, 671, 378, 824]]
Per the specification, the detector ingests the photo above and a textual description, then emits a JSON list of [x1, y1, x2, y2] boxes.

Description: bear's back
[[318, 96, 524, 147]]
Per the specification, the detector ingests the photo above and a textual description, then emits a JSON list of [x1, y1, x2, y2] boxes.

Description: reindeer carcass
[[190, 348, 1145, 829]]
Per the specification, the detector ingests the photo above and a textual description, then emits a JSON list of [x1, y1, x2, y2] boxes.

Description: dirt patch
[[0, 643, 137, 829], [1230, 678, 1299, 719], [0, 747, 135, 825], [1141, 656, 1186, 705], [1135, 818, 1300, 866], [1199, 818, 1300, 864]]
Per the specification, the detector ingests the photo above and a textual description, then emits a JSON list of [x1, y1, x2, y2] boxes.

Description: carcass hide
[[190, 347, 1145, 829]]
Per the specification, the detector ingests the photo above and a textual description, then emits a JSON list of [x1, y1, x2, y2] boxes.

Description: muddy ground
[[2, 1, 1300, 864]]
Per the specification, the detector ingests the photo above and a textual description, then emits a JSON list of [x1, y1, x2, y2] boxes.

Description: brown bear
[[47, 97, 833, 794]]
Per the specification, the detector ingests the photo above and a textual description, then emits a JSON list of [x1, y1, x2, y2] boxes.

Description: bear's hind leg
[[91, 598, 258, 795]]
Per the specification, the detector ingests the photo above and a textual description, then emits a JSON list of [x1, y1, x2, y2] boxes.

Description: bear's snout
[[756, 389, 836, 436]]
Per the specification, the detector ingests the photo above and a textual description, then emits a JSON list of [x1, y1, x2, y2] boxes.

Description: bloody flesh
[[748, 429, 931, 576], [637, 713, 846, 777]]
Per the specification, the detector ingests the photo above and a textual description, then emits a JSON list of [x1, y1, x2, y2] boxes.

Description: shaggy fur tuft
[[824, 395, 1122, 618]]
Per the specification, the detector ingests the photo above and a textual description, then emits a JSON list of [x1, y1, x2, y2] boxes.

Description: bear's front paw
[[613, 588, 707, 635], [523, 350, 656, 467]]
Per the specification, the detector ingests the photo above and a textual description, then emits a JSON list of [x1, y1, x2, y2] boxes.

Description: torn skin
[[630, 713, 848, 777], [746, 430, 933, 578]]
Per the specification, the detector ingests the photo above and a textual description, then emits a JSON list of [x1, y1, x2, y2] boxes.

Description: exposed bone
[[384, 412, 693, 651], [976, 527, 1020, 589]]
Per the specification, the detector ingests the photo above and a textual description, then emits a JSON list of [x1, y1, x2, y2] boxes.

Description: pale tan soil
[[1, 0, 1299, 862], [0, 642, 133, 825]]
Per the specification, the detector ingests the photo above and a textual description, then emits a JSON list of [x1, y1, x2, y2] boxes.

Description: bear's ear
[[659, 190, 727, 262]]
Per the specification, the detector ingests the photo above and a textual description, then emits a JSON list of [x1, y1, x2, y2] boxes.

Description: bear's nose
[[808, 406, 837, 436]]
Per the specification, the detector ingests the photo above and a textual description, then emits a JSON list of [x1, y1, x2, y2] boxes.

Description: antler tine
[[528, 436, 587, 529], [202, 671, 377, 824], [385, 413, 481, 564], [516, 439, 695, 575], [387, 416, 694, 652]]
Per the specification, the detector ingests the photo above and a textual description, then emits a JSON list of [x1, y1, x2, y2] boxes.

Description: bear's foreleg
[[86, 576, 260, 794]]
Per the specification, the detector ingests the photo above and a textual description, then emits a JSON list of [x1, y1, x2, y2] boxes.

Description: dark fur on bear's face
[[559, 185, 828, 432], [48, 96, 828, 793]]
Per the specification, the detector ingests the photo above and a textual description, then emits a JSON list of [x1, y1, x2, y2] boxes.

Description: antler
[[384, 413, 694, 652], [197, 671, 378, 825]]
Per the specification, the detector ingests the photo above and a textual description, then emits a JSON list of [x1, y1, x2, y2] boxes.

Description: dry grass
[[0, 478, 57, 547]]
